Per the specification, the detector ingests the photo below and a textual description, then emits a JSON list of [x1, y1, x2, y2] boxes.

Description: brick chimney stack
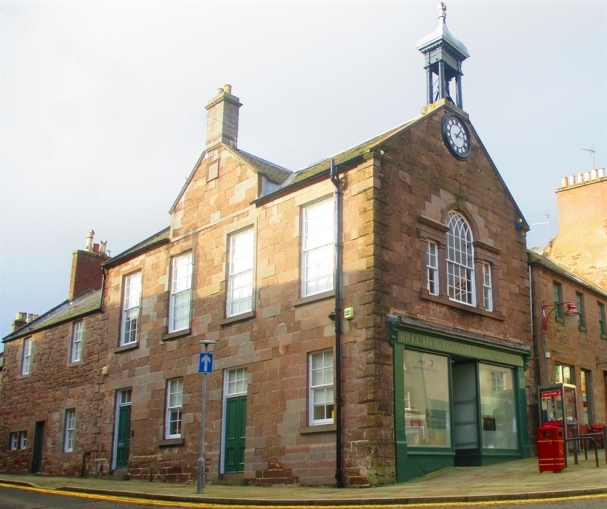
[[68, 231, 110, 301], [205, 84, 242, 149]]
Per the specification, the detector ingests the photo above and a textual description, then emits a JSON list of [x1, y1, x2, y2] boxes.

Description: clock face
[[442, 113, 471, 159]]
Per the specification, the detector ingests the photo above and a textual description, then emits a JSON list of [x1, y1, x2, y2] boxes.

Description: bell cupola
[[416, 3, 469, 109]]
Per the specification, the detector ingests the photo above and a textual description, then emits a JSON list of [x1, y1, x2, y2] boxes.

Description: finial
[[438, 2, 446, 22]]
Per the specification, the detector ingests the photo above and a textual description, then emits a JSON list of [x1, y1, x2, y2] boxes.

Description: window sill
[[578, 326, 587, 333], [419, 290, 505, 320], [601, 335, 607, 341], [298, 423, 336, 434], [292, 290, 334, 308], [219, 311, 255, 326], [161, 328, 191, 342], [158, 438, 184, 447], [113, 342, 139, 354]]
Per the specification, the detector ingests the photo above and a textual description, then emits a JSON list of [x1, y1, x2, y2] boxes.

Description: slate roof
[[2, 289, 102, 343], [528, 250, 607, 298], [103, 227, 170, 269], [281, 118, 421, 188], [235, 150, 291, 184]]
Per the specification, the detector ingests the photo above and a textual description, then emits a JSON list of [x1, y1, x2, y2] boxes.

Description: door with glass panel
[[115, 389, 132, 469], [223, 368, 247, 473]]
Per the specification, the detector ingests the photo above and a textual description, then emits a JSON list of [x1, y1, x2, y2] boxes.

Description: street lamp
[[197, 339, 216, 494], [539, 301, 579, 384], [541, 301, 579, 333]]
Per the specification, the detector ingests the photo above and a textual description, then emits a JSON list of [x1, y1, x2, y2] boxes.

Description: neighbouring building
[[529, 249, 607, 431], [0, 235, 108, 476], [1, 5, 535, 485], [543, 169, 607, 291]]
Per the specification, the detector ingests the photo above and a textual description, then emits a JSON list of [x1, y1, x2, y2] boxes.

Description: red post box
[[537, 425, 565, 472]]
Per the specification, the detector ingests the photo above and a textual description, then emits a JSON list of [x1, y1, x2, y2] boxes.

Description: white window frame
[[21, 337, 32, 375], [70, 321, 84, 363], [226, 367, 248, 396], [169, 252, 193, 333], [302, 198, 334, 297], [166, 379, 183, 439], [121, 272, 142, 345], [426, 241, 439, 295], [64, 409, 75, 452], [446, 212, 476, 306], [227, 228, 255, 317], [18, 431, 27, 449], [482, 262, 493, 311], [9, 432, 18, 450], [309, 350, 334, 426]]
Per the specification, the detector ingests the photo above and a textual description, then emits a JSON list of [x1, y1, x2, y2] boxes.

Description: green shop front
[[389, 317, 531, 482]]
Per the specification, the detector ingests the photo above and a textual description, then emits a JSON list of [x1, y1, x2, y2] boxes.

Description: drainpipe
[[329, 159, 343, 488]]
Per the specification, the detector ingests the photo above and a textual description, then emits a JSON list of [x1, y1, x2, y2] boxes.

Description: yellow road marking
[[1, 482, 607, 508]]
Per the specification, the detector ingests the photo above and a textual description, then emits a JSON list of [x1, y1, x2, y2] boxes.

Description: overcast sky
[[1, 1, 605, 347]]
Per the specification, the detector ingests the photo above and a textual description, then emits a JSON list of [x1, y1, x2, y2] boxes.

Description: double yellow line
[[2, 482, 607, 508]]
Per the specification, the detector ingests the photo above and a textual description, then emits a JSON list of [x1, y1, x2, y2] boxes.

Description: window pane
[[228, 229, 254, 317], [404, 350, 450, 447], [309, 351, 334, 425], [446, 212, 475, 306], [302, 200, 334, 297], [479, 364, 518, 450]]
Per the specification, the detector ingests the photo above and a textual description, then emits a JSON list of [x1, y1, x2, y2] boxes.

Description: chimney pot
[[568, 175, 575, 185], [599, 168, 605, 178], [85, 231, 94, 251], [93, 243, 99, 253], [591, 169, 598, 180], [561, 177, 568, 188]]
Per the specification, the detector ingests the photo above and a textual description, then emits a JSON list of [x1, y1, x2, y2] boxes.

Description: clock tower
[[416, 3, 469, 110]]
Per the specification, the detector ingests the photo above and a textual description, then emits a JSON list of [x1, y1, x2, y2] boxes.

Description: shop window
[[227, 228, 255, 317], [446, 212, 475, 306], [169, 252, 193, 332], [302, 198, 334, 297], [309, 351, 334, 425], [555, 363, 574, 384], [426, 241, 439, 295], [479, 364, 517, 450], [404, 350, 450, 447], [580, 369, 593, 425]]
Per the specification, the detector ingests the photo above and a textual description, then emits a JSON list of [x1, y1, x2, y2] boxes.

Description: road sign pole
[[197, 340, 216, 494]]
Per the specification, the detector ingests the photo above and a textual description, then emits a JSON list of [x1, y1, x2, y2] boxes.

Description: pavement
[[1, 455, 607, 507]]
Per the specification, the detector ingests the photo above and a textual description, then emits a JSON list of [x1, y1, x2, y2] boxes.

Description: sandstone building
[[543, 170, 607, 291], [529, 250, 607, 433], [1, 6, 535, 485]]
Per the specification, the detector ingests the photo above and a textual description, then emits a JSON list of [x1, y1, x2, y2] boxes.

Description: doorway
[[222, 367, 247, 474], [114, 389, 132, 469], [31, 421, 45, 473]]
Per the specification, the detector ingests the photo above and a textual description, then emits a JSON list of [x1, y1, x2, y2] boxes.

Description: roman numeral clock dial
[[441, 112, 471, 159]]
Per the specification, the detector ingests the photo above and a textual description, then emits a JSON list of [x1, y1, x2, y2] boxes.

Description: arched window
[[446, 211, 475, 305]]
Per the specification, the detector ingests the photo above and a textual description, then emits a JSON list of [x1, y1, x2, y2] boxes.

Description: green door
[[116, 405, 131, 469], [224, 396, 247, 473]]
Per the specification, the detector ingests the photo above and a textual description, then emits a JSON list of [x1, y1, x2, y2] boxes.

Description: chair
[[590, 424, 605, 448]]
